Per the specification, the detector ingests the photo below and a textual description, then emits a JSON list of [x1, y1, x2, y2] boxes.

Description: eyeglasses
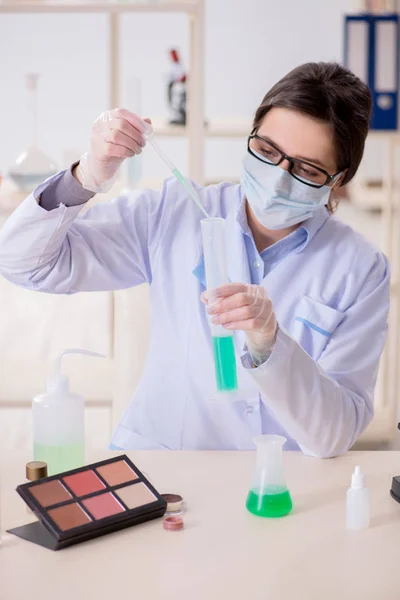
[[247, 134, 343, 189]]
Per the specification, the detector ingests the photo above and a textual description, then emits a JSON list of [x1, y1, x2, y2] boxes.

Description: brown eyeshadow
[[48, 503, 92, 531], [30, 480, 72, 508]]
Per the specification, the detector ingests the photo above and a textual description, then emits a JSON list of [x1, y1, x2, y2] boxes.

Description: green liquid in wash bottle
[[32, 349, 105, 476], [34, 443, 84, 476]]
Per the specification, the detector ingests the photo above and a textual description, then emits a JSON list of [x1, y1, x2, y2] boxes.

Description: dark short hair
[[252, 62, 372, 210]]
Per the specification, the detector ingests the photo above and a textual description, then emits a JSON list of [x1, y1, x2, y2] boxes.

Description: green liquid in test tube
[[212, 336, 238, 391], [201, 217, 239, 393]]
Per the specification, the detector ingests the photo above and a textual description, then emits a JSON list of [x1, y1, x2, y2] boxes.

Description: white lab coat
[[0, 173, 390, 456]]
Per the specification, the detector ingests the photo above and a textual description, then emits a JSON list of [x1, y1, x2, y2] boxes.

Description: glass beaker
[[246, 435, 293, 518]]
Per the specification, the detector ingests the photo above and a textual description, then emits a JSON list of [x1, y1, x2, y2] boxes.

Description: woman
[[0, 62, 389, 456]]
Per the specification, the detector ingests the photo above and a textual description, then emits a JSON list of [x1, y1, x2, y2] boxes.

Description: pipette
[[144, 125, 210, 218]]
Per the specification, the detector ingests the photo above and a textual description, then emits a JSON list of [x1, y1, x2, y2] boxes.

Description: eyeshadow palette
[[8, 454, 167, 551]]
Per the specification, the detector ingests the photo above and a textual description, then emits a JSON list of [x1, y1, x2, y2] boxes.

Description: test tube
[[201, 218, 238, 392]]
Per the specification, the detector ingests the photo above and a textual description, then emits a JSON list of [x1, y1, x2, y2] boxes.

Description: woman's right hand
[[76, 109, 151, 193]]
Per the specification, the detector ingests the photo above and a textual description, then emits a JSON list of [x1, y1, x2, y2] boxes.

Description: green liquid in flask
[[212, 335, 238, 391], [246, 488, 293, 518], [34, 443, 84, 476]]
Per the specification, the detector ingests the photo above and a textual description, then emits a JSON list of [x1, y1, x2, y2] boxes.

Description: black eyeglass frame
[[247, 134, 344, 189]]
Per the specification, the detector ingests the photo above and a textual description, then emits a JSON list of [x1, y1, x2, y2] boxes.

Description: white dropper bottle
[[346, 465, 370, 530], [32, 349, 105, 476]]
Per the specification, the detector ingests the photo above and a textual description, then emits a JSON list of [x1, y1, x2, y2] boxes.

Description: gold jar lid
[[26, 461, 48, 481]]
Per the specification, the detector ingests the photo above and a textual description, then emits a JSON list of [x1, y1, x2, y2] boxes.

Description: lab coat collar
[[297, 205, 330, 252], [192, 188, 330, 287]]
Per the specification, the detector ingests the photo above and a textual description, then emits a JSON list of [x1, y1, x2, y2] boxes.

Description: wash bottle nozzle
[[48, 348, 106, 394]]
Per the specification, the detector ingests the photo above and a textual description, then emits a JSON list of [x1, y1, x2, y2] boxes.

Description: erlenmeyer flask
[[8, 73, 57, 192], [246, 435, 293, 518]]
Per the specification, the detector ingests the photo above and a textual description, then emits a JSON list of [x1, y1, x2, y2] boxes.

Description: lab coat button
[[246, 406, 254, 414]]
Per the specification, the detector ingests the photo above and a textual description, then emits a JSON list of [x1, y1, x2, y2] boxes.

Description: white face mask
[[241, 151, 331, 230]]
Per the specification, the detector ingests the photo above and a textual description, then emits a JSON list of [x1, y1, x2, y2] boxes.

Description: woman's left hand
[[202, 283, 278, 364]]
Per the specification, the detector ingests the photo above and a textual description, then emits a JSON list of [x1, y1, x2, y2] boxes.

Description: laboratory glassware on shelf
[[167, 48, 187, 126], [8, 73, 57, 192]]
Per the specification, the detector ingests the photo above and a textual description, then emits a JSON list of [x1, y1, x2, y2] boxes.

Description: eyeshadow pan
[[30, 480, 72, 508], [82, 492, 125, 520], [48, 503, 92, 531], [63, 470, 105, 497], [96, 460, 138, 487], [115, 482, 156, 510]]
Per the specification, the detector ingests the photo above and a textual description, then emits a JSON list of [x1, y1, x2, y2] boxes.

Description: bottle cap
[[163, 516, 184, 531], [351, 465, 366, 489], [161, 493, 184, 513], [26, 461, 48, 481]]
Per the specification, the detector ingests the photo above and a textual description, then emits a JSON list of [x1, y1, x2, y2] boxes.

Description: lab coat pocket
[[292, 295, 344, 360]]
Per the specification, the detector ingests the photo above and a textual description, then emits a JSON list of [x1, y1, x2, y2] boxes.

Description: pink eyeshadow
[[82, 492, 125, 520]]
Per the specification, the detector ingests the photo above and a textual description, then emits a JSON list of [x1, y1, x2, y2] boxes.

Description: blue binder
[[344, 13, 399, 130]]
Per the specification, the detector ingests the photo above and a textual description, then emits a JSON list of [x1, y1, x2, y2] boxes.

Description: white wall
[[0, 0, 350, 183]]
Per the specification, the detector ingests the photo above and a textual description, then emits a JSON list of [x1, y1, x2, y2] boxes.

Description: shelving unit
[[150, 117, 250, 138], [0, 0, 252, 181], [0, 1, 197, 12], [349, 130, 400, 446], [350, 131, 400, 210], [0, 0, 207, 182]]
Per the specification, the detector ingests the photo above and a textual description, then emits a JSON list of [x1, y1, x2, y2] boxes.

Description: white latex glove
[[202, 283, 278, 366], [77, 109, 150, 193]]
